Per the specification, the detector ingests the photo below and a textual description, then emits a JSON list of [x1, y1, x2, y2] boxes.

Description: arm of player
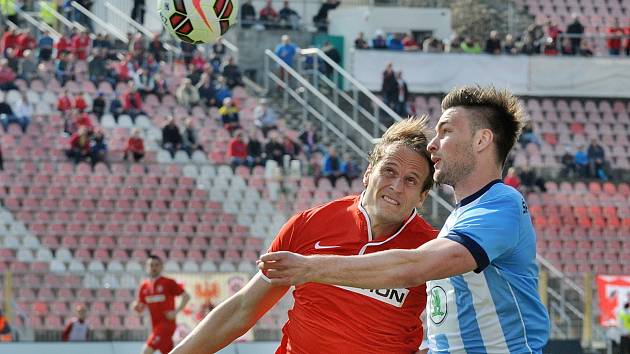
[[170, 273, 289, 354], [166, 291, 192, 320], [258, 237, 477, 289]]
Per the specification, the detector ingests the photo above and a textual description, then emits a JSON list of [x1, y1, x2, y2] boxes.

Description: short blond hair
[[369, 116, 435, 192]]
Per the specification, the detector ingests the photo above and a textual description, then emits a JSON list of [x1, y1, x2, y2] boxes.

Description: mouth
[[381, 195, 400, 206], [432, 157, 441, 168]]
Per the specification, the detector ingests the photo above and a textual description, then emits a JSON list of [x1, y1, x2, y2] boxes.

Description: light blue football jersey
[[426, 180, 550, 354]]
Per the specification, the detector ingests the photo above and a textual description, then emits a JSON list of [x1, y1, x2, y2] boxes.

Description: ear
[[362, 164, 373, 188], [475, 129, 494, 153]]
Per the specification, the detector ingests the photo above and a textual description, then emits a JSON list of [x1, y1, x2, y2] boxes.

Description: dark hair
[[148, 254, 163, 264], [369, 115, 435, 192], [441, 85, 526, 166]]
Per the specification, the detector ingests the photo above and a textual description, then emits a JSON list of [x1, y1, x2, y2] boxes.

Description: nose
[[390, 176, 404, 192], [427, 136, 438, 153]]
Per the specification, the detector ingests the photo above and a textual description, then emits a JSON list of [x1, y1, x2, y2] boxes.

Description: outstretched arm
[[170, 273, 289, 354], [258, 238, 477, 289]]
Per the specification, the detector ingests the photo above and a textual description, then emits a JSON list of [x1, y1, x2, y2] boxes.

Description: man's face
[[146, 258, 163, 278], [362, 144, 430, 229], [428, 107, 477, 187], [77, 307, 87, 321]]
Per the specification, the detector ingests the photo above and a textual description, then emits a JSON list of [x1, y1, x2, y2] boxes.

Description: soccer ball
[[158, 0, 238, 44]]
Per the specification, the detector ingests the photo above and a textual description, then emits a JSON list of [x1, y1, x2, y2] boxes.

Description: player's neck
[[453, 164, 502, 204]]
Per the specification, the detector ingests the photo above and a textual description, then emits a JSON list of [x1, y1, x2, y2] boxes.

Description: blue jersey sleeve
[[446, 195, 521, 272]]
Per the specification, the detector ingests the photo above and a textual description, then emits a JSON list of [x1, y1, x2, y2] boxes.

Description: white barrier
[[350, 50, 630, 98]]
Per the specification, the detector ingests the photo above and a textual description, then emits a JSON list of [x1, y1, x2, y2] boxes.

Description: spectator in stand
[[312, 0, 340, 32], [246, 129, 264, 167], [519, 164, 547, 193], [321, 41, 341, 76], [519, 121, 541, 148], [109, 93, 123, 121], [131, 0, 146, 25], [219, 97, 240, 135], [503, 34, 517, 54], [503, 167, 521, 190], [484, 30, 502, 54], [152, 73, 168, 98], [394, 71, 409, 116], [8, 91, 32, 133], [340, 153, 360, 184], [180, 41, 197, 65], [240, 0, 256, 29], [90, 129, 110, 170], [39, 31, 58, 60], [354, 32, 369, 49], [0, 94, 17, 132], [148, 33, 166, 62], [574, 145, 589, 178], [214, 75, 231, 106], [62, 305, 89, 341], [196, 73, 216, 108], [545, 21, 561, 44], [259, 0, 280, 28], [298, 121, 321, 158], [55, 31, 72, 59], [71, 30, 91, 61], [0, 27, 17, 57], [624, 19, 630, 56], [578, 40, 594, 56], [387, 33, 404, 51], [72, 111, 94, 134], [322, 146, 342, 187], [122, 84, 144, 121], [372, 30, 387, 49], [0, 58, 17, 91], [222, 56, 243, 88], [381, 62, 397, 109], [228, 130, 248, 168], [446, 34, 463, 53], [92, 93, 106, 121], [124, 128, 145, 163], [587, 139, 608, 180], [132, 68, 156, 98], [401, 32, 420, 51], [191, 50, 206, 71], [74, 92, 88, 113], [66, 126, 92, 164], [18, 49, 37, 81], [461, 36, 482, 53], [176, 78, 200, 108], [182, 117, 204, 157], [279, 0, 300, 30], [566, 14, 584, 55], [282, 133, 300, 161], [274, 34, 298, 83], [265, 130, 286, 167], [560, 146, 576, 178], [74, 0, 94, 30], [606, 19, 624, 56], [253, 98, 277, 137], [55, 52, 75, 86], [57, 89, 73, 115], [88, 48, 108, 83], [14, 29, 35, 58], [162, 116, 183, 158], [423, 36, 444, 53]]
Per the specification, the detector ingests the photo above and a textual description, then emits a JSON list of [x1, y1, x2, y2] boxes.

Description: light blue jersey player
[[427, 180, 549, 353], [258, 86, 552, 354]]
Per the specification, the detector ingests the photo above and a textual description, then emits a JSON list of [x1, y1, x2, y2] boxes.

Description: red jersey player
[[133, 255, 190, 354], [172, 117, 437, 354]]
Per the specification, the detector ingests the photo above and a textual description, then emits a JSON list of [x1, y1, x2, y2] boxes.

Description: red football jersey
[[137, 276, 185, 328], [267, 195, 437, 354]]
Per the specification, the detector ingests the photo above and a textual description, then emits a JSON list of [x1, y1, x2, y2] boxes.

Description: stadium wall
[[0, 341, 281, 354], [348, 50, 630, 98]]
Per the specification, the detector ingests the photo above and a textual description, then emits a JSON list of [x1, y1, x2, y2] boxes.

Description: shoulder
[[477, 183, 524, 212], [409, 215, 438, 239]]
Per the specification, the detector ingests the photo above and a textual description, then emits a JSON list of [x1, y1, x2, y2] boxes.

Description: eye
[[383, 167, 396, 176], [406, 177, 418, 186]]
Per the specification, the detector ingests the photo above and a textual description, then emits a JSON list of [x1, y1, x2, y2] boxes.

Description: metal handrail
[[300, 47, 401, 127], [103, 1, 180, 54], [265, 49, 376, 144], [70, 1, 127, 43], [15, 8, 61, 40], [38, 1, 91, 36]]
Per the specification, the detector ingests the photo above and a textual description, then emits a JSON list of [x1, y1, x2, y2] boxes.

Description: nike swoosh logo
[[314, 241, 340, 249], [192, 0, 214, 32]]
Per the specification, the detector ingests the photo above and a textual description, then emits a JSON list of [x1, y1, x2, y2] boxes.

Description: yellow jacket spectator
[[39, 0, 58, 28]]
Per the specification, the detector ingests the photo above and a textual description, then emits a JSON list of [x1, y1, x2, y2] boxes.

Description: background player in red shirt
[[171, 117, 437, 354], [133, 255, 190, 354]]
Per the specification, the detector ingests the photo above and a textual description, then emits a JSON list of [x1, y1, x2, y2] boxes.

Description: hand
[[132, 301, 145, 313], [257, 251, 311, 286], [165, 310, 177, 320]]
